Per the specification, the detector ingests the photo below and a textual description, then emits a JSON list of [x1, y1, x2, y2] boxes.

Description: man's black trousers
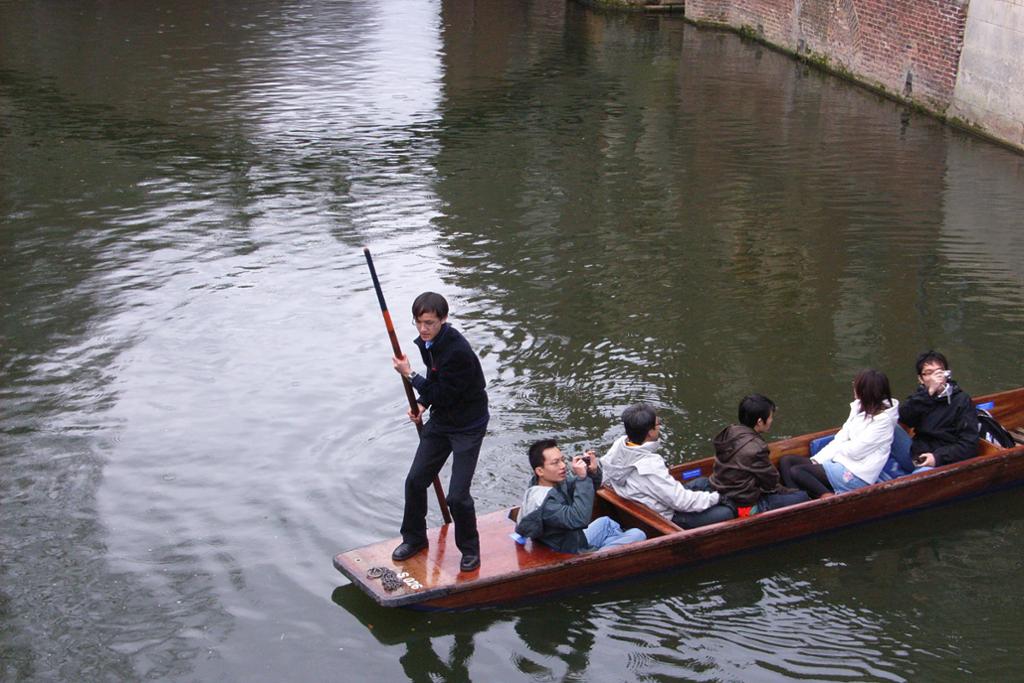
[[400, 419, 486, 555]]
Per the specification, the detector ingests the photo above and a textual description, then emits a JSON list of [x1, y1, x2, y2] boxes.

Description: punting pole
[[363, 247, 452, 525]]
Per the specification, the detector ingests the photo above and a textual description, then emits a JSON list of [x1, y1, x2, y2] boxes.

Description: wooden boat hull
[[334, 388, 1024, 609]]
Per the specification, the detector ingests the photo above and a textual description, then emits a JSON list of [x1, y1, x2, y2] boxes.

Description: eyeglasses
[[413, 318, 442, 330]]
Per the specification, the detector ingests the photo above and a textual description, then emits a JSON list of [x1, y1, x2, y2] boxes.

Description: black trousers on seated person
[[401, 419, 486, 556], [758, 488, 811, 510], [778, 454, 833, 499], [672, 476, 737, 529], [672, 504, 736, 529]]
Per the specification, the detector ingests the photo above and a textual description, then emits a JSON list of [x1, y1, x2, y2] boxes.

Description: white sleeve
[[647, 465, 719, 513], [828, 412, 896, 462], [812, 409, 854, 463]]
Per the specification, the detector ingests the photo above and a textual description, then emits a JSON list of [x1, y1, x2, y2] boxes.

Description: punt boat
[[333, 387, 1024, 609]]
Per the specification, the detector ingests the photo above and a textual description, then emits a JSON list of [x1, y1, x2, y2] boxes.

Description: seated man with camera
[[514, 440, 646, 553], [898, 350, 979, 468]]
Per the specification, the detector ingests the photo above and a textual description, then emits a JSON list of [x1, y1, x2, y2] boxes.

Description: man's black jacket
[[410, 323, 488, 430], [898, 381, 978, 466]]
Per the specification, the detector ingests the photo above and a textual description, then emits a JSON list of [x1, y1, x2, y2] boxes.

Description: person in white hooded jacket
[[779, 369, 900, 498], [600, 404, 735, 529]]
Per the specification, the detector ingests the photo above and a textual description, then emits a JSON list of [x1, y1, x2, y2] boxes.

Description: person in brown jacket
[[709, 394, 809, 514]]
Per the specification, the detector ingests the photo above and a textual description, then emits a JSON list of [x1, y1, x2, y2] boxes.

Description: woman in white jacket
[[779, 369, 899, 498]]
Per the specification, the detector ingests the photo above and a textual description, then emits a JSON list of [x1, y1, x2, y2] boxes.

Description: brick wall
[[685, 0, 969, 112]]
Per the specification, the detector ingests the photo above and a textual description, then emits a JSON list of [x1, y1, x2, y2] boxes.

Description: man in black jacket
[[391, 292, 488, 572], [898, 350, 978, 468]]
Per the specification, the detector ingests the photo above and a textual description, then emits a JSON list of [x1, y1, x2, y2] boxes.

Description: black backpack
[[977, 408, 1015, 448]]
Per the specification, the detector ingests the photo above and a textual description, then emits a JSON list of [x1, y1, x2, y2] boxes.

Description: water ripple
[[2, 1, 1024, 681]]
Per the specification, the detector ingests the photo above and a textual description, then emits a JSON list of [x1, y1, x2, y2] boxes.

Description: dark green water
[[2, 0, 1023, 680]]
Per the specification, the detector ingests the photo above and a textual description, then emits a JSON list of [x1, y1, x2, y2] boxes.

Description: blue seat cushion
[[889, 425, 914, 472], [809, 434, 835, 456], [878, 426, 915, 481]]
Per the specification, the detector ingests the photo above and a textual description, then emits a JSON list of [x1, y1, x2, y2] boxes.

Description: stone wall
[[683, 0, 1024, 152], [949, 0, 1024, 148]]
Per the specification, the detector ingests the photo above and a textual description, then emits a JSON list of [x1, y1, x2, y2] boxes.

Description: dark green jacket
[[514, 469, 602, 554]]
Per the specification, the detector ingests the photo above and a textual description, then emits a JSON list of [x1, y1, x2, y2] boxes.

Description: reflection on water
[[2, 0, 1023, 680]]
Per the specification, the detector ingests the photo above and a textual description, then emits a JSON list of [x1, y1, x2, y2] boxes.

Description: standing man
[[391, 292, 488, 572], [898, 350, 978, 468]]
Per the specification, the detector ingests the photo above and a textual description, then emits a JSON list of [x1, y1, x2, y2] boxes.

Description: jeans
[[583, 516, 646, 550], [400, 419, 486, 555], [821, 459, 870, 493], [758, 489, 811, 511], [672, 505, 736, 529], [672, 476, 737, 529]]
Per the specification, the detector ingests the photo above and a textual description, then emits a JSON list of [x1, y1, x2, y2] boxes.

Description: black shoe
[[392, 541, 428, 561], [459, 553, 480, 572]]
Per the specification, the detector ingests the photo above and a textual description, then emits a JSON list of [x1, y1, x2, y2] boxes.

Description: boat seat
[[877, 425, 917, 479], [596, 487, 682, 536], [809, 434, 835, 456]]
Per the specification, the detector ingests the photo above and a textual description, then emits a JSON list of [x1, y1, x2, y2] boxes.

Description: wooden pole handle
[[363, 248, 452, 524]]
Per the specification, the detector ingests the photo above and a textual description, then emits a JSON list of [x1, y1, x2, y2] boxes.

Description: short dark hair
[[528, 439, 559, 470], [854, 369, 892, 417], [412, 292, 449, 320], [738, 394, 775, 429], [915, 350, 948, 376], [622, 404, 657, 444]]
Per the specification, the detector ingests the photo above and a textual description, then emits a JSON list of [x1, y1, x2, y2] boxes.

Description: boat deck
[[334, 509, 568, 607]]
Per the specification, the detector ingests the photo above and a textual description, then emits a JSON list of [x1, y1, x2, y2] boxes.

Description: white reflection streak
[[243, 0, 447, 251]]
